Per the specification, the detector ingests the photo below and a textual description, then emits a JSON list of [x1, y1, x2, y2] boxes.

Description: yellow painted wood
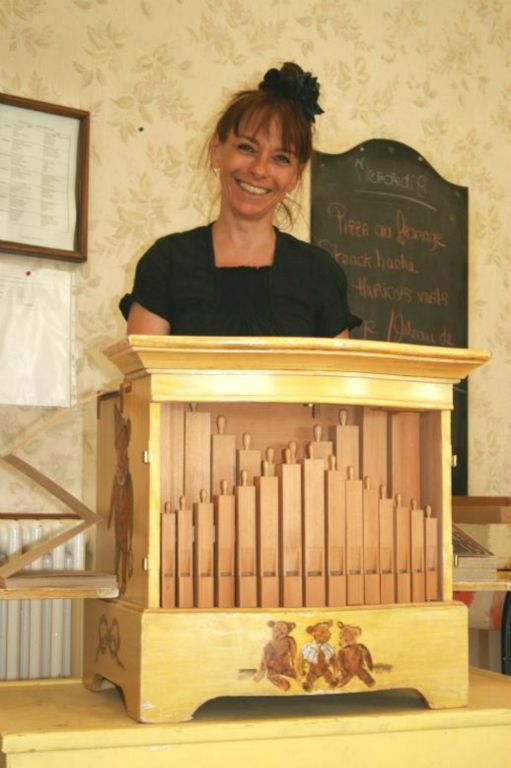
[[438, 410, 454, 600], [103, 334, 490, 411], [83, 599, 468, 723], [152, 371, 456, 410], [95, 393, 119, 577], [114, 376, 154, 607], [3, 670, 511, 767], [108, 336, 489, 383]]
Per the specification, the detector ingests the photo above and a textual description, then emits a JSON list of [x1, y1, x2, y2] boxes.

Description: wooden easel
[[0, 454, 112, 592]]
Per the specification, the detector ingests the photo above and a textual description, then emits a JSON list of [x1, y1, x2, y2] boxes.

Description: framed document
[[0, 93, 89, 263]]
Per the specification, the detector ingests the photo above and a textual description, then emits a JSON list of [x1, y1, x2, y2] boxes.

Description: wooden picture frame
[[0, 93, 89, 263]]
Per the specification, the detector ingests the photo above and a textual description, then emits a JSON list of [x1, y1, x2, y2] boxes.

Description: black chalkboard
[[311, 139, 468, 493]]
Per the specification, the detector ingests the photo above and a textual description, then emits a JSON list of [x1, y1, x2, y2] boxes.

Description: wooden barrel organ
[[83, 336, 489, 722]]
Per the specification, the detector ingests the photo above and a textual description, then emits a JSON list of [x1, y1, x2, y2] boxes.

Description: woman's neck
[[212, 216, 276, 268]]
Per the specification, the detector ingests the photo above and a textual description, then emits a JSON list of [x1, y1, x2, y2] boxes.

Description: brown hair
[[211, 63, 320, 165]]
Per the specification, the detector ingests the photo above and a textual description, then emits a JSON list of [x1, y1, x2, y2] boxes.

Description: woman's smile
[[237, 179, 271, 196]]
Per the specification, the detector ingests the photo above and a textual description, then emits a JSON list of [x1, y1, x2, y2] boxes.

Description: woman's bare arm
[[126, 302, 349, 339], [127, 302, 170, 335]]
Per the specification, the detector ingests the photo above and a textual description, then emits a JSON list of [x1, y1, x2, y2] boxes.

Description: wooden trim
[[0, 92, 89, 262], [0, 453, 97, 581]]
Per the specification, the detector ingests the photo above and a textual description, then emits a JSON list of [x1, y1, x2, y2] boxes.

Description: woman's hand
[[127, 302, 170, 335]]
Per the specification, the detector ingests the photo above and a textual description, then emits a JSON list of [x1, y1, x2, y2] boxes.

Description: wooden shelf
[[453, 571, 511, 592], [0, 571, 118, 599]]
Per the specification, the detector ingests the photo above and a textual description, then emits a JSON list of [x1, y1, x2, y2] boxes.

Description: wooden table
[[1, 668, 511, 767]]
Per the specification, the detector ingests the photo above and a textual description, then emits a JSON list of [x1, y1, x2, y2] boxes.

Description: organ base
[[83, 599, 468, 723]]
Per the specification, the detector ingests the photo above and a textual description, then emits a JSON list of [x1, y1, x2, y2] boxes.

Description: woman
[[120, 62, 360, 338]]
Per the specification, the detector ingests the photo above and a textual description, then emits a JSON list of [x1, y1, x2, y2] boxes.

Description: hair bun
[[259, 62, 324, 123]]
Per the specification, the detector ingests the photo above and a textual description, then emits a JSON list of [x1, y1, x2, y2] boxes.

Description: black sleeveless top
[[120, 224, 361, 337]]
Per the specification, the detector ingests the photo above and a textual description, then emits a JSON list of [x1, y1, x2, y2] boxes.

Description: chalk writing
[[318, 240, 373, 269], [359, 319, 378, 339], [417, 288, 449, 306], [337, 250, 373, 269], [354, 276, 413, 303], [354, 155, 428, 199], [374, 223, 392, 239], [386, 308, 453, 346], [327, 202, 370, 238], [395, 210, 445, 251], [374, 250, 419, 274], [321, 239, 420, 276]]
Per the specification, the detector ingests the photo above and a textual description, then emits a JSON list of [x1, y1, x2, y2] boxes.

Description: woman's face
[[210, 119, 303, 224]]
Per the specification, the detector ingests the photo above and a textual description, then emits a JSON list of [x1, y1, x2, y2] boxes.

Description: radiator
[[0, 519, 86, 680]]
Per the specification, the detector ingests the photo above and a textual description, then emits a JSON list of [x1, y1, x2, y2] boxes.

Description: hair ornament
[[259, 63, 324, 123]]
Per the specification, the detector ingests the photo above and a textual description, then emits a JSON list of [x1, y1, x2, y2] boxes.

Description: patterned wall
[[0, 0, 510, 513]]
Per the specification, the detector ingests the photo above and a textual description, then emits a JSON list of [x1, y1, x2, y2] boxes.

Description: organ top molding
[[106, 336, 490, 410]]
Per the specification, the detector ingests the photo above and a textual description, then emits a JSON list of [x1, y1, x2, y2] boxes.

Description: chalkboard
[[311, 139, 468, 493]]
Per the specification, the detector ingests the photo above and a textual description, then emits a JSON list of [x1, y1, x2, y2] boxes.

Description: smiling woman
[[120, 63, 361, 338]]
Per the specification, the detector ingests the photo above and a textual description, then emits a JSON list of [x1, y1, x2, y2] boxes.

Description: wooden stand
[[4, 669, 511, 768], [83, 336, 489, 722]]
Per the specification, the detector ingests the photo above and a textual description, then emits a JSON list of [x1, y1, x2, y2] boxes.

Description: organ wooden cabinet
[[83, 336, 489, 722]]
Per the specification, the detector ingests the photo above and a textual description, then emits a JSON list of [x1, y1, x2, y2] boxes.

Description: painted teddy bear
[[299, 620, 338, 691], [336, 621, 375, 687], [254, 620, 298, 691], [107, 406, 134, 595]]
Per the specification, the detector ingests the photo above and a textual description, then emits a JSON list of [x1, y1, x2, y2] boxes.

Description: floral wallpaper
[[0, 0, 510, 515]]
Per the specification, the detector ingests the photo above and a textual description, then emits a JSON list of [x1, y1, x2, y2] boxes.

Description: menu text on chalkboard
[[311, 139, 468, 492]]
